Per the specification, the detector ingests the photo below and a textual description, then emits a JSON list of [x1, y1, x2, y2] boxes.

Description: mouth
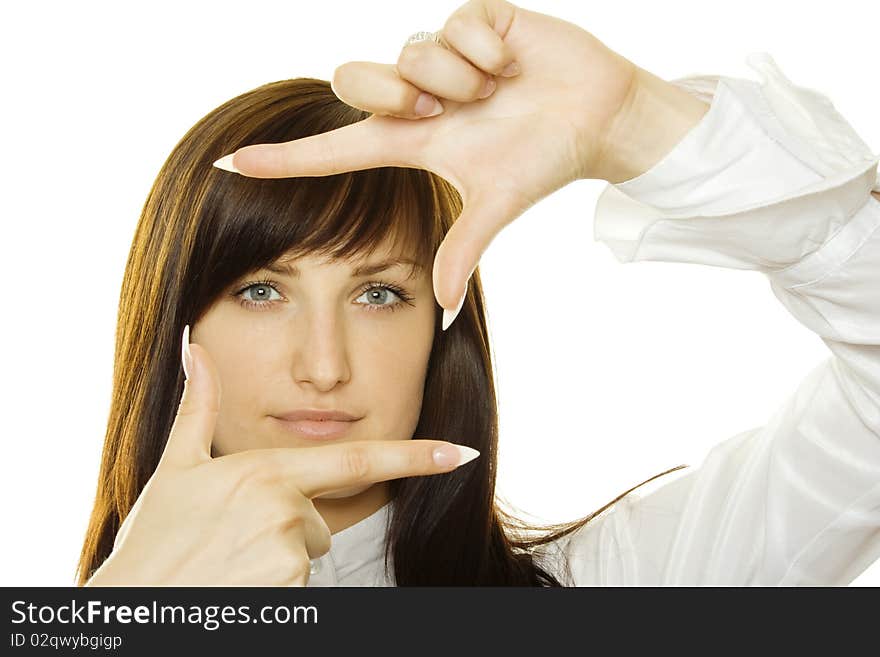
[[271, 417, 359, 440]]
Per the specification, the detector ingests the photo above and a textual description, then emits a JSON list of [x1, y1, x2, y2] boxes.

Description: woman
[[75, 72, 672, 587], [79, 0, 880, 586]]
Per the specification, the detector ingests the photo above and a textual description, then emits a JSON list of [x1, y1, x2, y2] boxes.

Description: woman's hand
[[214, 0, 709, 330], [84, 330, 478, 586]]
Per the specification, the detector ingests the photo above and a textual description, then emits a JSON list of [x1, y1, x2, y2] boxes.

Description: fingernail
[[213, 153, 240, 173], [433, 444, 481, 468], [441, 290, 466, 332], [415, 92, 444, 117], [501, 61, 520, 77], [181, 324, 193, 380], [478, 77, 496, 99]]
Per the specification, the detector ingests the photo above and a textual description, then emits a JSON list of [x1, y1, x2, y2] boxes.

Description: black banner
[[2, 586, 873, 653]]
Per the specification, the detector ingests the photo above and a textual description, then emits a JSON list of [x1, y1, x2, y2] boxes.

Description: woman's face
[[191, 239, 436, 498]]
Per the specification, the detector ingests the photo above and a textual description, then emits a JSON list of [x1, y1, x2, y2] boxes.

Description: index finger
[[229, 439, 480, 499], [213, 113, 417, 179]]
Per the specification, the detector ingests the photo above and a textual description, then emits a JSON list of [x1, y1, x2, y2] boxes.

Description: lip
[[275, 409, 360, 422], [272, 409, 361, 441]]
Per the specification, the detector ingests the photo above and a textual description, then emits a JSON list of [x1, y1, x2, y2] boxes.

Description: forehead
[[269, 241, 428, 281], [276, 236, 400, 265]]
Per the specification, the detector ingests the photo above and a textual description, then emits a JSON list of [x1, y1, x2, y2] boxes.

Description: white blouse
[[307, 52, 880, 586]]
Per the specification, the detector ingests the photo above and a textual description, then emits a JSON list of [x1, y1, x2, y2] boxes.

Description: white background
[[2, 0, 878, 586]]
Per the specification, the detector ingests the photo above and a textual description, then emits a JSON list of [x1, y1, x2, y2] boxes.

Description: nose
[[290, 305, 352, 392]]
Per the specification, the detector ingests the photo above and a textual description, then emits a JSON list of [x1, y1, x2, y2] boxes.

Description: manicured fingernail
[[415, 92, 444, 117], [213, 153, 240, 173], [433, 444, 481, 468], [441, 290, 466, 331], [181, 324, 193, 380], [478, 77, 496, 99]]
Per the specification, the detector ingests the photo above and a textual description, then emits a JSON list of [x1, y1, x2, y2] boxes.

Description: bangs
[[158, 77, 459, 319], [189, 164, 445, 314]]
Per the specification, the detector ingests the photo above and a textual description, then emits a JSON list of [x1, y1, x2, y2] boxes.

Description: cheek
[[364, 315, 434, 437], [213, 344, 274, 435], [193, 315, 281, 453]]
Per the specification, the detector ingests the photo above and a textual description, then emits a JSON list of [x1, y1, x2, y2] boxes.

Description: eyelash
[[230, 278, 415, 313]]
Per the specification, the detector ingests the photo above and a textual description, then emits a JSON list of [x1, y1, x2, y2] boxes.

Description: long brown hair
[[76, 77, 687, 586]]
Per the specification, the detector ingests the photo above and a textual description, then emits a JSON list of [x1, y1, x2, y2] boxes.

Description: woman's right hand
[[84, 329, 478, 586]]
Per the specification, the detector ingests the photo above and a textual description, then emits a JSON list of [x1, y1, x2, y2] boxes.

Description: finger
[[433, 191, 526, 329], [397, 39, 495, 103], [237, 439, 480, 499], [277, 498, 332, 560], [440, 8, 519, 78], [299, 509, 332, 560], [332, 62, 445, 120], [222, 114, 416, 179], [162, 325, 223, 466]]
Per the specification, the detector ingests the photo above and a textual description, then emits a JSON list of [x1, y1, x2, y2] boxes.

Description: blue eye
[[355, 284, 411, 313], [230, 278, 414, 313], [235, 281, 283, 308]]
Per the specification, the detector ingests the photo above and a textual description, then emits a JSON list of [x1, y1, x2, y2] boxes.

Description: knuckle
[[222, 459, 270, 503], [396, 44, 428, 76], [486, 52, 508, 74], [258, 496, 296, 529], [443, 14, 507, 73], [280, 512, 306, 532], [225, 474, 255, 507], [340, 445, 371, 482], [442, 15, 468, 41], [228, 457, 264, 487], [440, 13, 464, 41]]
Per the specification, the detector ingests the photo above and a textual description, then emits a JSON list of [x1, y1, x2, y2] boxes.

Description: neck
[[312, 482, 391, 535]]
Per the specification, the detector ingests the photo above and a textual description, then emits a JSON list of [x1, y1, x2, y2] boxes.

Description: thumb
[[162, 325, 223, 466], [434, 192, 525, 331]]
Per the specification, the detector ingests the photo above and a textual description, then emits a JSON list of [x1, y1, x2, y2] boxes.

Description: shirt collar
[[308, 499, 394, 586]]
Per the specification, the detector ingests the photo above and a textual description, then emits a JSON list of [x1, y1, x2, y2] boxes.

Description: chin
[[314, 483, 374, 500]]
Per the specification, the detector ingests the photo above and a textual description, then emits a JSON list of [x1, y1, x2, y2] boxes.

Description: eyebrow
[[264, 257, 425, 279]]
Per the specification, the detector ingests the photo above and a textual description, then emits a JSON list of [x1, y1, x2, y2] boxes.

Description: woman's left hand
[[214, 0, 706, 329]]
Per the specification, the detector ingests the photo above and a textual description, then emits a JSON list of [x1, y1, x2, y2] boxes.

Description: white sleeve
[[554, 52, 880, 586]]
